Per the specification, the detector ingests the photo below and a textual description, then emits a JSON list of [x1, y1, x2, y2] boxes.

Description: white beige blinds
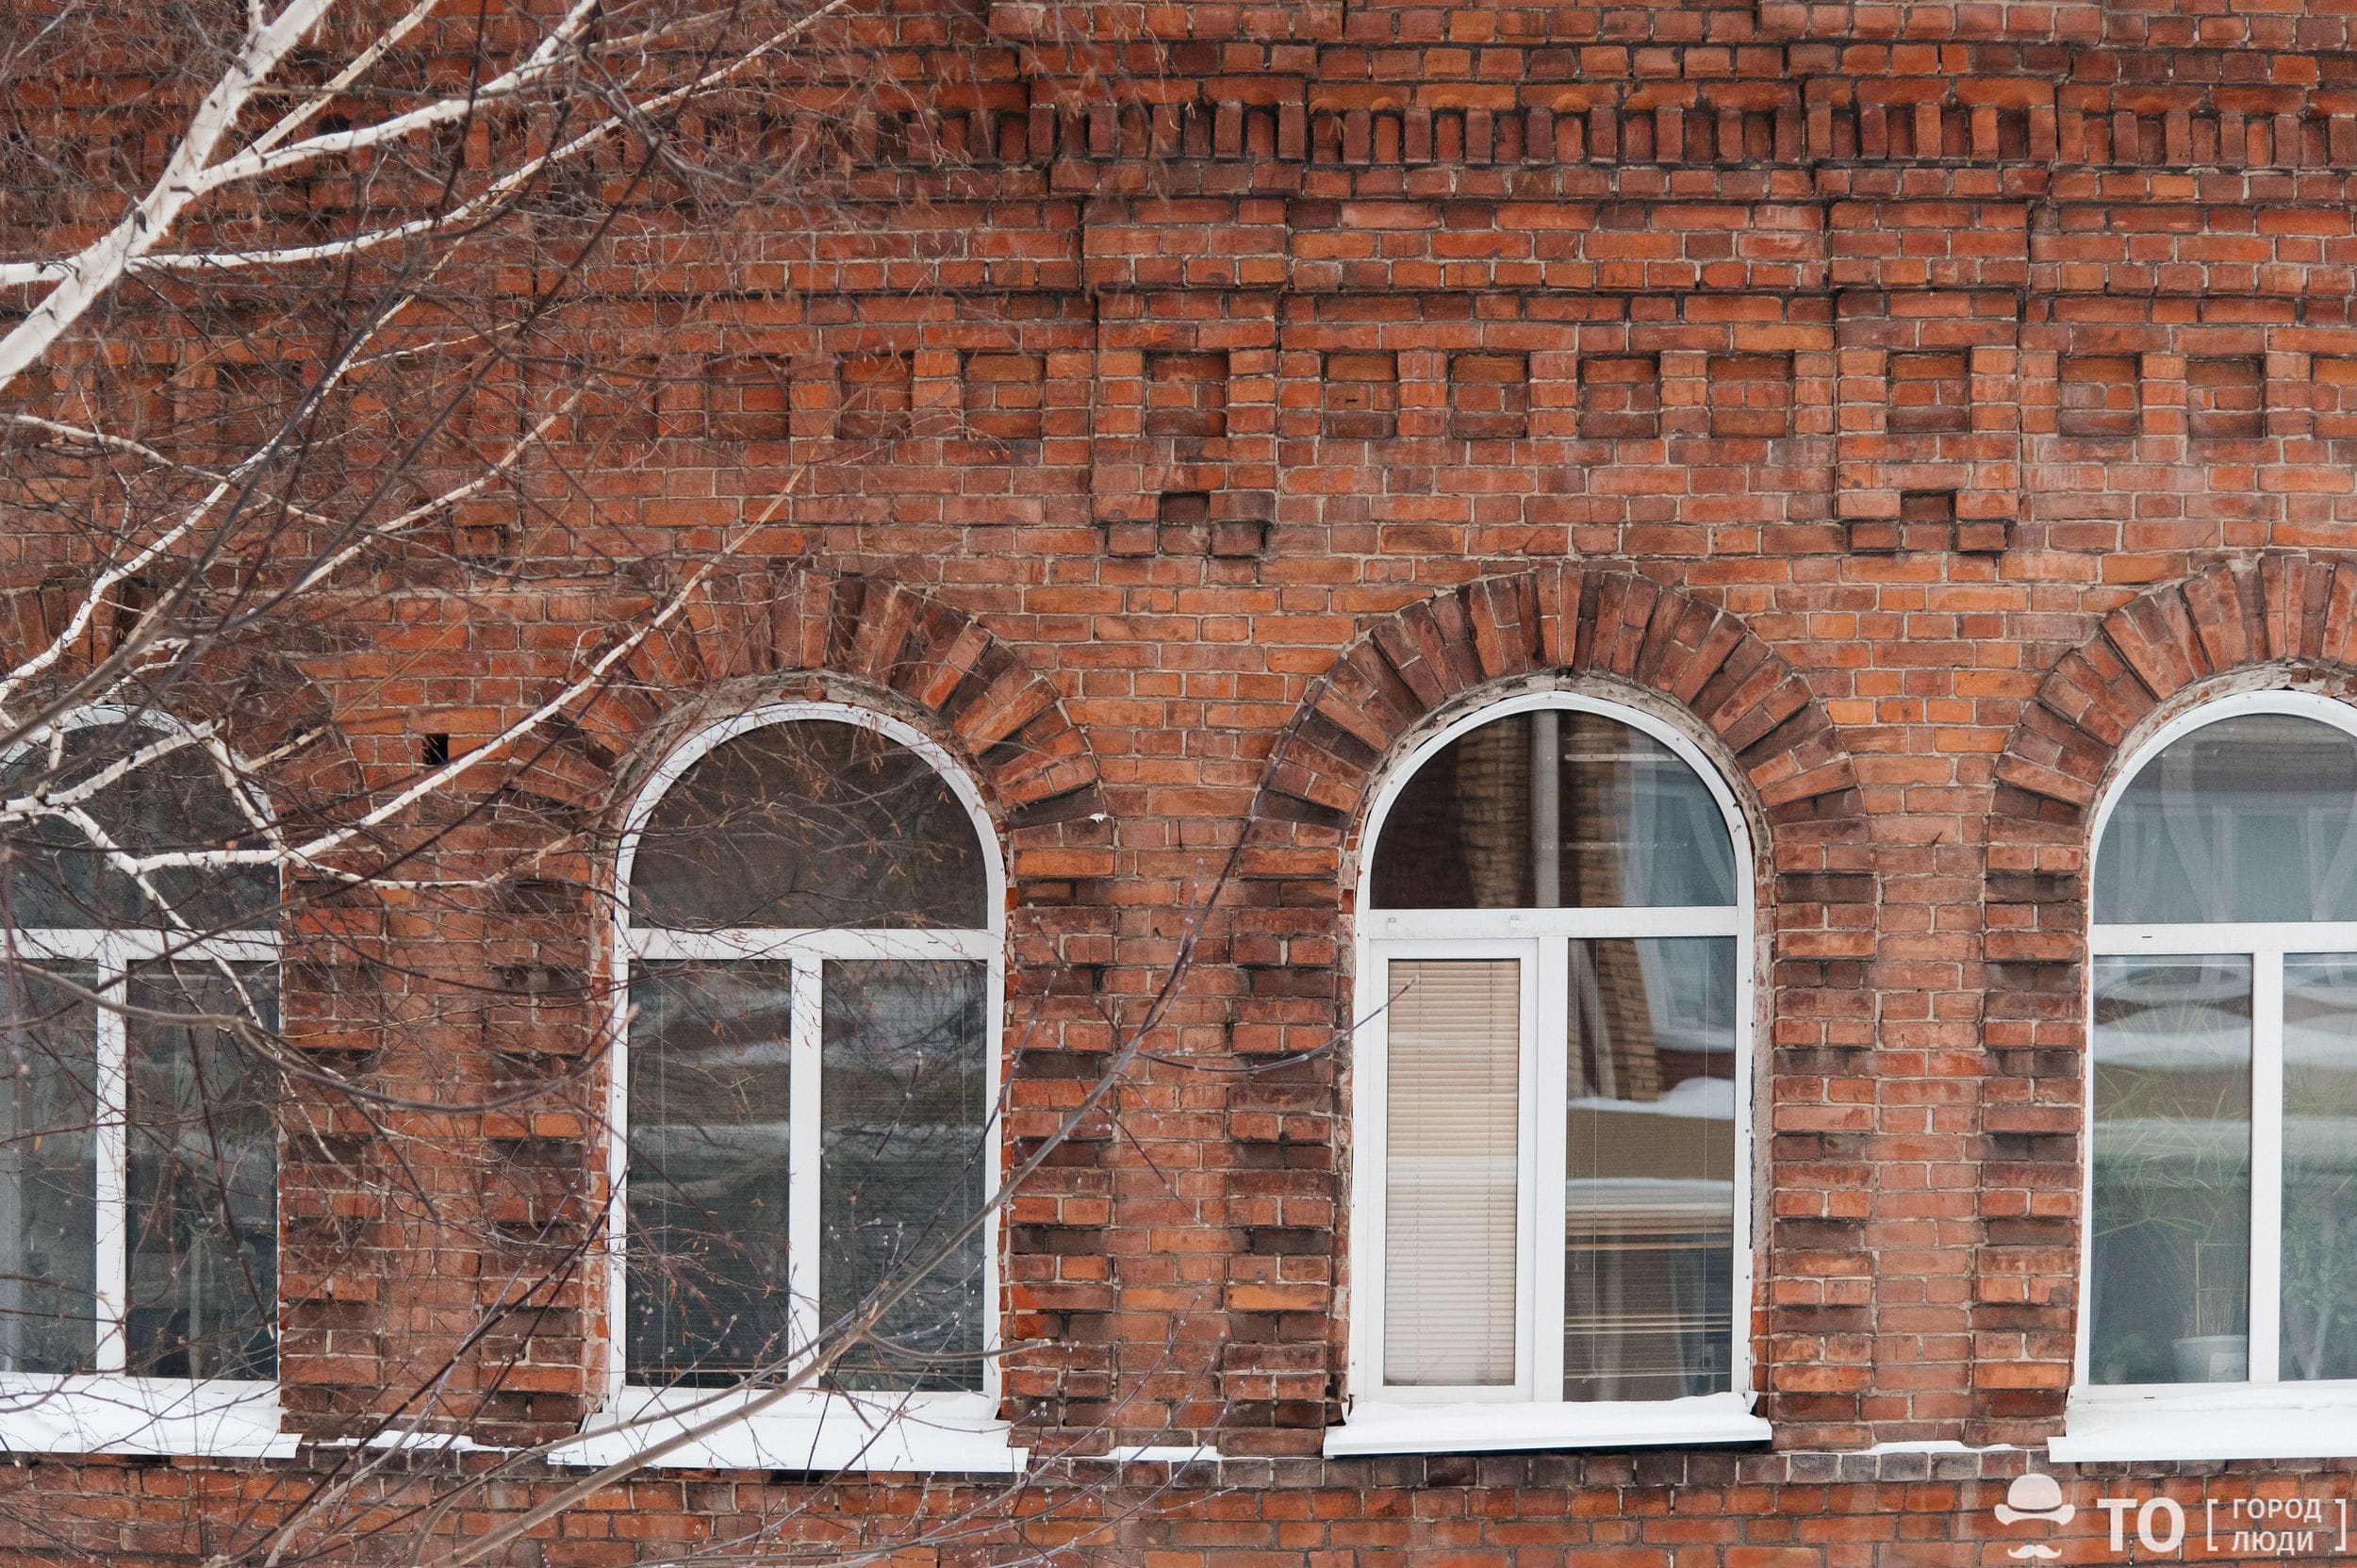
[[1382, 958, 1521, 1386]]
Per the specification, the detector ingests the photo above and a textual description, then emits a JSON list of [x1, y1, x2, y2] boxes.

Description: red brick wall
[[12, 0, 2357, 1558]]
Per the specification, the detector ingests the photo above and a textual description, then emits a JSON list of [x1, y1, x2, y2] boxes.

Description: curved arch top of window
[[1, 708, 277, 934], [626, 716, 989, 932], [2065, 690, 2357, 1462], [1368, 703, 1738, 910], [600, 703, 1014, 1470], [2093, 705, 2357, 925], [1336, 692, 1765, 1458]]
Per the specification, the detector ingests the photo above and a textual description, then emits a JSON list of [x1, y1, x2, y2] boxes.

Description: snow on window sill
[[0, 1376, 293, 1459], [2052, 1383, 2357, 1462], [553, 1388, 1025, 1474], [1323, 1391, 1771, 1457]]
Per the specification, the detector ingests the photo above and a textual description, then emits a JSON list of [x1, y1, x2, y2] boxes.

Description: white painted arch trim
[[600, 701, 1014, 1470], [612, 701, 1010, 920], [2084, 686, 2357, 870], [1339, 688, 1763, 1451], [2068, 686, 2357, 1453]]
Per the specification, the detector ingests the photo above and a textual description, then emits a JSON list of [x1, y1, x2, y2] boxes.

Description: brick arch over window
[[0, 591, 363, 803], [1272, 566, 1863, 835], [508, 568, 1108, 894], [1994, 556, 2357, 835], [1976, 553, 2357, 1443], [1986, 555, 2357, 973]]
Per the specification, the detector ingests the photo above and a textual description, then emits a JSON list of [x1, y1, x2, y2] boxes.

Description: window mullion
[[1530, 937, 1570, 1403], [91, 939, 127, 1375], [605, 933, 632, 1406], [2250, 947, 2285, 1386], [1510, 940, 1540, 1398], [788, 955, 823, 1373]]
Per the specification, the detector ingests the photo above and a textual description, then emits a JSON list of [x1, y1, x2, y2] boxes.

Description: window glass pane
[[2282, 954, 2357, 1382], [2089, 955, 2252, 1385], [631, 720, 987, 931], [819, 961, 987, 1393], [1370, 710, 1735, 910], [124, 965, 277, 1379], [0, 968, 96, 1373], [2094, 713, 2357, 924], [0, 721, 274, 933], [1564, 937, 1736, 1401], [1383, 958, 1519, 1387], [626, 962, 795, 1384]]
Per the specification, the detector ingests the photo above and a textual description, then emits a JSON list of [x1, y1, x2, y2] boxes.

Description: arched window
[[0, 707, 281, 1453], [2069, 692, 2357, 1457], [599, 702, 1014, 1471], [1333, 692, 1766, 1455]]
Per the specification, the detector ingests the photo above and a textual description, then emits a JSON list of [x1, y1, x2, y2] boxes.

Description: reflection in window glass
[[1370, 710, 1736, 910], [0, 969, 97, 1374], [1564, 937, 1735, 1401], [630, 720, 987, 931], [626, 963, 796, 1384], [820, 961, 987, 1392], [2094, 713, 2357, 925], [624, 716, 1001, 1401], [2089, 955, 2252, 1386], [0, 722, 275, 933], [2282, 955, 2357, 1382], [1383, 959, 1521, 1388], [124, 966, 277, 1379]]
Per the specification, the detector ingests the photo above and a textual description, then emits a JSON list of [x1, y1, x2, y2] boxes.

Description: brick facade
[[10, 0, 2357, 1558]]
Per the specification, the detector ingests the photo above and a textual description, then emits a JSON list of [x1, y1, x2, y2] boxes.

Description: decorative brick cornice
[[1274, 566, 1861, 834]]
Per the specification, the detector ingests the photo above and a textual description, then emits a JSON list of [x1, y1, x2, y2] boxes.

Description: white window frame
[[0, 705, 289, 1458], [2058, 687, 2357, 1461], [1329, 689, 1769, 1457], [565, 701, 1020, 1474]]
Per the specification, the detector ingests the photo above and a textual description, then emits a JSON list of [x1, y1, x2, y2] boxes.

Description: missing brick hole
[[422, 733, 451, 767]]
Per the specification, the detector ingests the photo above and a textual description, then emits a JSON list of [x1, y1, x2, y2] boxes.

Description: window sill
[[1324, 1392, 1770, 1457], [553, 1389, 1025, 1474], [0, 1376, 292, 1459], [2052, 1384, 2357, 1462]]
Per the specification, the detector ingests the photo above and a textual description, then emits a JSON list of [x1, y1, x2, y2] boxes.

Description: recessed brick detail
[[838, 352, 914, 440], [962, 351, 1046, 441], [1887, 350, 1970, 435], [703, 355, 795, 443], [1447, 352, 1529, 439], [1576, 354, 1661, 439], [2056, 353, 2139, 438], [2186, 355, 2265, 440], [1320, 351, 1397, 438], [1707, 352, 1794, 437], [1144, 351, 1228, 438]]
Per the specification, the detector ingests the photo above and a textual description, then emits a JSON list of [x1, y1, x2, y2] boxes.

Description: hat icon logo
[[1995, 1474, 2075, 1560]]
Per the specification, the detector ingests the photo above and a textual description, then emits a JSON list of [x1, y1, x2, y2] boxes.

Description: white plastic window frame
[[0, 704, 289, 1458], [1329, 689, 1770, 1457], [2056, 687, 2357, 1462], [568, 701, 1020, 1474]]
